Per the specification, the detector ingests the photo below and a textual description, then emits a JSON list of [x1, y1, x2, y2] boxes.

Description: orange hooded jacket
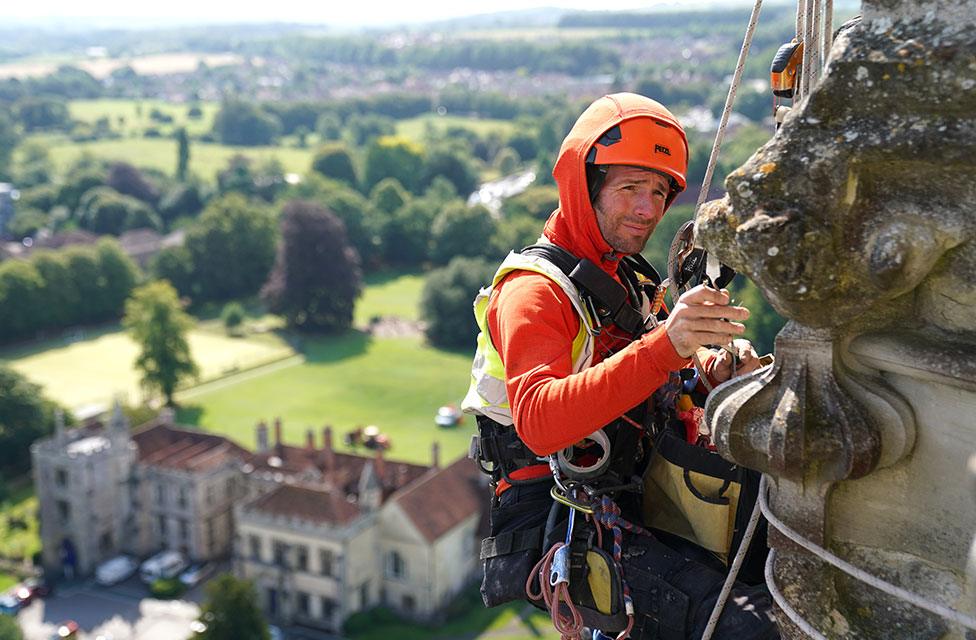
[[487, 94, 693, 473]]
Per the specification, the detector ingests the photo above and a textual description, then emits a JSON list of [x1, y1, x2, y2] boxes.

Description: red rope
[[526, 542, 585, 639]]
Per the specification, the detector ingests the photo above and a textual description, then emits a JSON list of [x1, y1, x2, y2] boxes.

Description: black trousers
[[482, 481, 780, 640]]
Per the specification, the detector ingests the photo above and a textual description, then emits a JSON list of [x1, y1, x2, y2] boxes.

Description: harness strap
[[480, 525, 546, 560]]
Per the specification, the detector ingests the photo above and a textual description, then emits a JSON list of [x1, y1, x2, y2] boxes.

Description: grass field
[[175, 331, 473, 464], [396, 114, 516, 142], [68, 99, 220, 137], [355, 270, 425, 325], [33, 135, 316, 181], [346, 587, 558, 640], [0, 481, 40, 564], [1, 319, 295, 415]]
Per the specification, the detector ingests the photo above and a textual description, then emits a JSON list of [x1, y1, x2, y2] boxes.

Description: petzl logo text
[[654, 144, 671, 156]]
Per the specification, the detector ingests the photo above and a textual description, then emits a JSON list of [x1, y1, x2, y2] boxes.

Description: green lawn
[[175, 331, 473, 465], [355, 270, 425, 325], [0, 482, 40, 563], [346, 587, 559, 640], [1, 320, 294, 414], [34, 135, 315, 181], [396, 114, 516, 143], [68, 99, 220, 137]]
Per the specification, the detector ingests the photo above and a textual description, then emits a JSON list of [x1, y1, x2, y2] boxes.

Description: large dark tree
[[421, 256, 496, 349], [107, 162, 160, 205], [193, 575, 269, 640], [123, 280, 198, 406], [262, 200, 362, 333], [0, 366, 61, 477]]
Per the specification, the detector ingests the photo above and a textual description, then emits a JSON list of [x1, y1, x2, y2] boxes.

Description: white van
[[139, 550, 188, 584]]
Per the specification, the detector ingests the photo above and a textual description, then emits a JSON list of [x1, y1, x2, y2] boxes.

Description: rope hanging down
[[758, 475, 976, 635], [692, 0, 764, 218]]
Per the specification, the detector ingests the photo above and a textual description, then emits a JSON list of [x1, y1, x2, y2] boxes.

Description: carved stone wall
[[697, 1, 976, 637]]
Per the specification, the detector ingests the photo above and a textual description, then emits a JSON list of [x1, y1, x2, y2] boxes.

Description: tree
[[421, 144, 478, 196], [123, 280, 198, 406], [311, 143, 358, 187], [421, 256, 497, 349], [0, 366, 60, 477], [212, 100, 282, 146], [501, 185, 560, 220], [107, 162, 160, 204], [369, 178, 408, 216], [363, 136, 424, 193], [32, 250, 79, 330], [284, 175, 382, 270], [176, 127, 190, 181], [14, 96, 70, 132], [193, 574, 269, 640], [0, 110, 19, 180], [0, 605, 24, 639], [382, 198, 436, 266], [430, 202, 497, 265], [185, 194, 277, 302], [78, 187, 160, 235], [221, 302, 246, 335], [261, 200, 362, 333], [0, 260, 45, 342]]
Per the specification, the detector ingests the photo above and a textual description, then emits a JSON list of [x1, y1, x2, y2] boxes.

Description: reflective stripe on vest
[[461, 250, 598, 425]]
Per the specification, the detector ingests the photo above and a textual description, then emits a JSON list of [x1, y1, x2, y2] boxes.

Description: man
[[463, 93, 778, 639]]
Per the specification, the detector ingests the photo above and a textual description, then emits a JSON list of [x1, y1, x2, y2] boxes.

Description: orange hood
[[543, 92, 686, 276]]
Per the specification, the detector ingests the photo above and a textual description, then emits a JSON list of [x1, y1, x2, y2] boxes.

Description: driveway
[[16, 576, 203, 640]]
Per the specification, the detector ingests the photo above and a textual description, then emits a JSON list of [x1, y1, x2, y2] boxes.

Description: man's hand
[[664, 285, 750, 358], [707, 338, 763, 383]]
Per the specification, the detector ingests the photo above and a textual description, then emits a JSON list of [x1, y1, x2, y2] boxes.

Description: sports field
[[35, 135, 315, 182], [175, 331, 473, 464], [1, 320, 295, 415]]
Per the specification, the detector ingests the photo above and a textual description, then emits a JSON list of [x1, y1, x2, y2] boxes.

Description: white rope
[[700, 481, 764, 640], [759, 475, 976, 633], [821, 0, 834, 69], [693, 0, 765, 217], [765, 549, 830, 640], [802, 0, 817, 97], [811, 0, 823, 86]]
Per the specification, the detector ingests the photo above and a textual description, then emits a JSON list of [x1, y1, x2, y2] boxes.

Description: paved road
[[16, 577, 202, 640]]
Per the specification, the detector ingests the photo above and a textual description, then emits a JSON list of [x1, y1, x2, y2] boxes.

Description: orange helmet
[[585, 114, 689, 209]]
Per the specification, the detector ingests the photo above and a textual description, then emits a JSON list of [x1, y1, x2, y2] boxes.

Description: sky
[[6, 0, 739, 29]]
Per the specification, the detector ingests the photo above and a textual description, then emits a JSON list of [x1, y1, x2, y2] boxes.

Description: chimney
[[55, 409, 66, 443], [273, 417, 283, 447], [256, 421, 269, 453], [431, 442, 440, 470], [305, 428, 315, 451], [321, 426, 336, 470], [374, 448, 386, 483]]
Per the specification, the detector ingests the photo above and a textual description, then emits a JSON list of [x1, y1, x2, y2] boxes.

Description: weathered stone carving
[[699, 1, 976, 637]]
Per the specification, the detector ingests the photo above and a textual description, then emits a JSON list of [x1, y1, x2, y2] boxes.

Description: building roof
[[246, 484, 362, 526], [132, 421, 249, 472], [248, 442, 428, 498], [392, 457, 485, 543]]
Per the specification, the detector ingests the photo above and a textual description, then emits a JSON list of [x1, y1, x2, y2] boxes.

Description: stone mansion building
[[31, 406, 487, 632]]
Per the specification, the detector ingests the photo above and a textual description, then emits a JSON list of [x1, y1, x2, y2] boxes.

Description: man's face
[[593, 165, 671, 255]]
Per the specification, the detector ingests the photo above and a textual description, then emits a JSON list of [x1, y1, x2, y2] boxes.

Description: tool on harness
[[557, 429, 613, 481], [770, 39, 803, 99]]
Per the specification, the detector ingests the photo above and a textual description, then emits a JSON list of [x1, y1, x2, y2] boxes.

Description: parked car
[[54, 620, 79, 638], [0, 593, 23, 615], [16, 577, 53, 604], [179, 562, 215, 588], [139, 550, 187, 584], [95, 555, 139, 586]]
